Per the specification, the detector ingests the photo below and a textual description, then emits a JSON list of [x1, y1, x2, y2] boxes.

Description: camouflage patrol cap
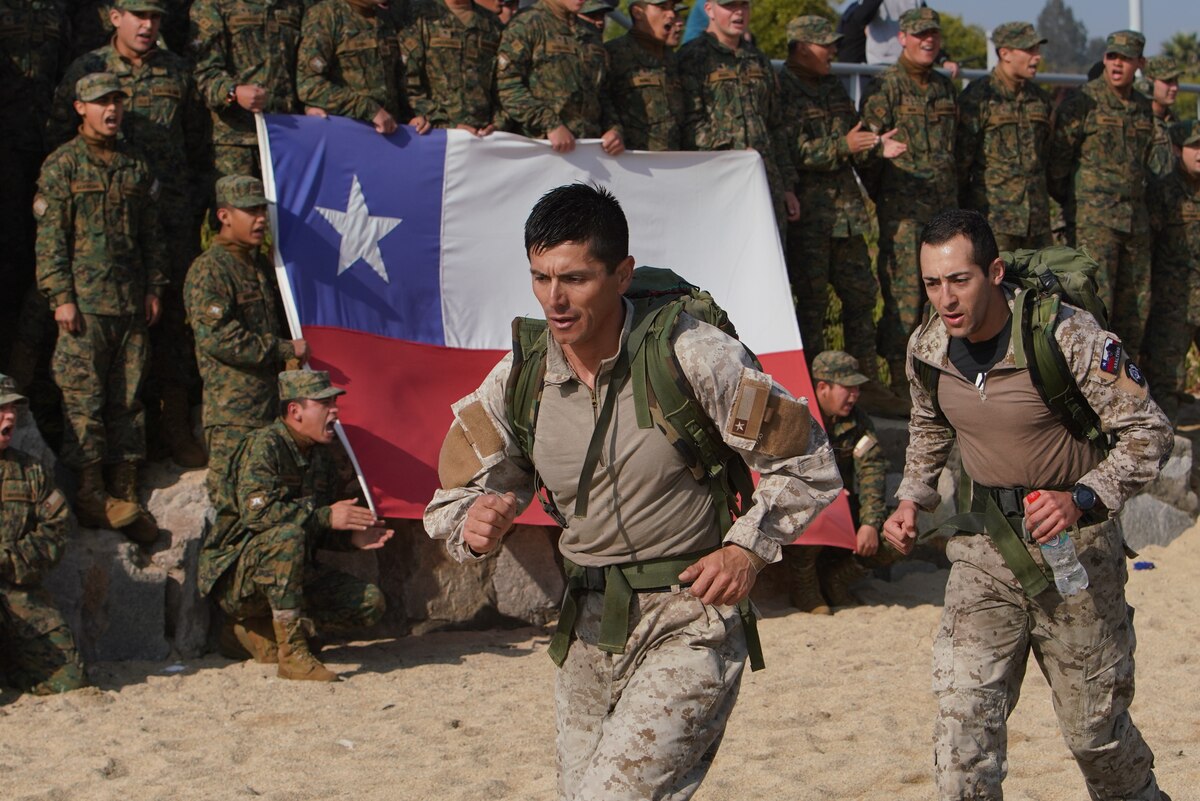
[[1144, 55, 1183, 82], [787, 15, 841, 45], [279, 370, 346, 402], [580, 0, 612, 13], [630, 0, 676, 6], [1105, 30, 1145, 59], [114, 0, 168, 13], [711, 0, 749, 6], [899, 7, 940, 35], [0, 374, 27, 406], [215, 175, 268, 209], [991, 21, 1046, 51], [811, 351, 869, 387], [1170, 120, 1200, 149], [76, 72, 129, 102]]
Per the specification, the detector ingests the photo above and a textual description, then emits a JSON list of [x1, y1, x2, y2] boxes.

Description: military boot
[[160, 386, 207, 468], [105, 462, 160, 544], [218, 617, 279, 664], [75, 464, 141, 530], [821, 556, 866, 608], [856, 380, 911, 418], [273, 614, 338, 682], [785, 545, 831, 615]]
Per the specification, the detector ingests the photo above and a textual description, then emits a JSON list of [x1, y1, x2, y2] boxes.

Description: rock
[[1140, 435, 1199, 514], [1118, 493, 1195, 551], [492, 526, 563, 626]]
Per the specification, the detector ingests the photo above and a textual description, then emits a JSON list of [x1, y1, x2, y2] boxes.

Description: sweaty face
[[899, 29, 940, 67], [1103, 52, 1139, 89], [294, 398, 340, 444], [635, 2, 677, 44], [530, 241, 631, 357], [1153, 78, 1179, 107], [0, 402, 18, 451], [706, 1, 749, 40], [1001, 45, 1041, 80], [77, 93, 124, 137], [920, 234, 1007, 342], [219, 205, 268, 248], [816, 381, 859, 420], [111, 9, 161, 54]]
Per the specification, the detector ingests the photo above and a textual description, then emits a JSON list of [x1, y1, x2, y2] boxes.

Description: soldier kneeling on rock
[[0, 374, 88, 695], [198, 371, 392, 681]]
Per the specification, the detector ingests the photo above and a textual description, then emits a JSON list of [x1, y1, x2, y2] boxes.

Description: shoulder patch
[[1114, 357, 1149, 399], [758, 394, 813, 458], [458, 400, 504, 459], [41, 488, 67, 517], [1125, 360, 1145, 387], [247, 493, 267, 511], [1099, 337, 1121, 375], [437, 421, 483, 489], [852, 433, 877, 459], [727, 375, 771, 441], [32, 195, 48, 217]]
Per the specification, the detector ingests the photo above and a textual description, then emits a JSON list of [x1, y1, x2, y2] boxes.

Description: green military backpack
[[504, 266, 759, 534], [913, 245, 1112, 454]]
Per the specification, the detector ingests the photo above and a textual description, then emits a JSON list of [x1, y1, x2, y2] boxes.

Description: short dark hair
[[279, 398, 300, 418], [524, 183, 628, 272], [919, 209, 998, 272]]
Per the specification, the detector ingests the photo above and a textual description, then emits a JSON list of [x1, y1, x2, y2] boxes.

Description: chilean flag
[[257, 114, 853, 548]]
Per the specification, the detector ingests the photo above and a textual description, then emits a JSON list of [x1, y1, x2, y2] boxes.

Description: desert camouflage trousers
[[0, 585, 87, 695], [211, 523, 385, 633], [52, 313, 148, 470], [555, 588, 746, 801], [1070, 225, 1151, 360], [933, 521, 1163, 801]]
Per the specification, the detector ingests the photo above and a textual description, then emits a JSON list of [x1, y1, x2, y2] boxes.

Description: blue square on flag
[[265, 115, 447, 346]]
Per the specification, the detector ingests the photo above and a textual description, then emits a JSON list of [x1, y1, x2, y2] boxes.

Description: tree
[[1162, 31, 1200, 67], [748, 0, 835, 61], [1037, 0, 1090, 73], [940, 12, 986, 69]]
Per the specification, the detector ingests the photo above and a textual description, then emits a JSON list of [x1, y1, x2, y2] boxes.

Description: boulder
[[1118, 493, 1196, 551]]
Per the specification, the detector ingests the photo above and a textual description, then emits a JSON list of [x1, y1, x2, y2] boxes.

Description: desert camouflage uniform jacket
[[199, 419, 357, 595], [184, 235, 296, 428], [678, 33, 796, 193], [0, 448, 70, 587], [297, 0, 404, 122], [897, 294, 1172, 514], [0, 0, 70, 154], [47, 41, 210, 204], [858, 55, 957, 218], [35, 134, 169, 314], [955, 69, 1052, 239], [602, 31, 681, 151], [424, 303, 841, 565], [822, 407, 887, 531], [777, 64, 871, 237], [400, 0, 502, 129], [496, 0, 615, 139], [189, 0, 304, 145], [1048, 79, 1155, 235]]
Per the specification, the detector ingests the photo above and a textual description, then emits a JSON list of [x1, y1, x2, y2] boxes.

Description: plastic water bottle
[[1025, 491, 1089, 596], [1040, 533, 1089, 596]]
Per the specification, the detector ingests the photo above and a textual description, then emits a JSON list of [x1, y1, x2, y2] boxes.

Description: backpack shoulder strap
[[911, 356, 943, 418], [504, 316, 550, 461]]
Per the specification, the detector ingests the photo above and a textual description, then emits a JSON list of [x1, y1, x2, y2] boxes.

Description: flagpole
[[255, 112, 379, 516]]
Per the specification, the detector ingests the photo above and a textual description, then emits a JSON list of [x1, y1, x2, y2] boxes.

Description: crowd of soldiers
[[1, 0, 1198, 686]]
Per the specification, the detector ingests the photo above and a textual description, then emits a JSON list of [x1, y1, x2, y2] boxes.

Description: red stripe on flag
[[307, 326, 855, 549]]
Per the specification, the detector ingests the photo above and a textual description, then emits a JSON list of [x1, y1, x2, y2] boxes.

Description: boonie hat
[[278, 370, 346, 402], [1170, 120, 1200, 149], [216, 175, 269, 209], [76, 72, 128, 102], [1144, 55, 1183, 82], [811, 351, 870, 387], [115, 0, 168, 13], [0, 374, 27, 406], [992, 21, 1046, 51], [899, 7, 940, 35], [787, 15, 841, 45], [1105, 30, 1145, 59]]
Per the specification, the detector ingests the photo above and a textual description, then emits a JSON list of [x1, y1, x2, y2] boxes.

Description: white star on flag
[[315, 174, 402, 284]]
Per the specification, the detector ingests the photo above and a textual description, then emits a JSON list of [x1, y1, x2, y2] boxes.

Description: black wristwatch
[[1071, 483, 1098, 512]]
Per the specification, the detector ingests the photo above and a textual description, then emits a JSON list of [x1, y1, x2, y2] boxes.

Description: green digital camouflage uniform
[[400, 0, 503, 130], [35, 86, 169, 471], [859, 49, 957, 375], [495, 0, 616, 139], [48, 35, 212, 398], [1142, 122, 1200, 422], [199, 417, 384, 630], [678, 31, 797, 232], [0, 388, 87, 694], [1143, 56, 1182, 181], [777, 32, 878, 370], [1048, 33, 1155, 359], [0, 0, 70, 368], [184, 178, 295, 496], [189, 0, 304, 178], [956, 38, 1054, 252], [603, 28, 683, 151], [296, 0, 405, 124]]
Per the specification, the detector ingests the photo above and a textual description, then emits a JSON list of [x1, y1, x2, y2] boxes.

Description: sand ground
[[2, 527, 1196, 801]]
